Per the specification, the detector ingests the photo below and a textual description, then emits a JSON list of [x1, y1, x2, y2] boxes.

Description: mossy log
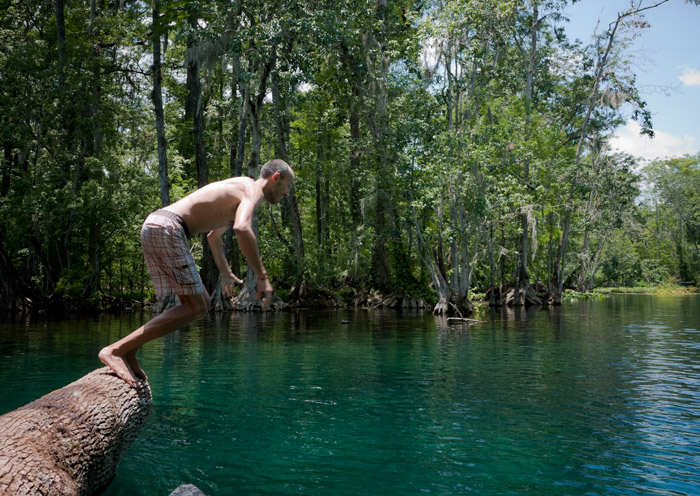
[[0, 367, 152, 496]]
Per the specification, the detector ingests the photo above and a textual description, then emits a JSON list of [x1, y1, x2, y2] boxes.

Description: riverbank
[[561, 285, 697, 300], [7, 284, 696, 317], [593, 285, 697, 295]]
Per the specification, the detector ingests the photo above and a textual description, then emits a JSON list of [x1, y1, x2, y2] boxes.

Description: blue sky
[[561, 0, 700, 162]]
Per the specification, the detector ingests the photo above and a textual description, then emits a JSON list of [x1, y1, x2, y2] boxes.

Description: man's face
[[266, 173, 294, 204]]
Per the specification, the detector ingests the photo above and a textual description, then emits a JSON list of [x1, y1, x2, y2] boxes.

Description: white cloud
[[679, 67, 700, 87], [609, 120, 698, 162]]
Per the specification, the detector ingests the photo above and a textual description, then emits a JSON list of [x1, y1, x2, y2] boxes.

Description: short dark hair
[[260, 159, 292, 180]]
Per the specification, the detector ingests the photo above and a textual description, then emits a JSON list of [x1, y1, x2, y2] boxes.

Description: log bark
[[0, 367, 152, 496]]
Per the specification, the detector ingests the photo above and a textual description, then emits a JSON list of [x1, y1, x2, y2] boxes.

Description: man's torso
[[164, 177, 262, 235]]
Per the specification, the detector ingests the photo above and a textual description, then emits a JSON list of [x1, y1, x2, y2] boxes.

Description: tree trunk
[[231, 74, 286, 312], [365, 2, 393, 294], [0, 242, 30, 312], [189, 60, 207, 191], [514, 2, 540, 306], [488, 224, 497, 306], [371, 180, 393, 292], [229, 35, 284, 311], [448, 188, 473, 311], [271, 70, 289, 161], [232, 71, 248, 179], [84, 12, 103, 297], [339, 41, 364, 230], [54, 0, 66, 82], [0, 368, 151, 496], [549, 211, 571, 305], [208, 81, 238, 313], [315, 144, 325, 266], [186, 39, 217, 295], [88, 0, 102, 156], [271, 69, 304, 285], [577, 227, 591, 291], [232, 100, 264, 310], [85, 222, 101, 296], [409, 192, 471, 317], [230, 73, 249, 279], [1, 144, 11, 198], [151, 0, 170, 207], [285, 188, 304, 284], [587, 232, 608, 289], [349, 101, 362, 228], [338, 39, 367, 289]]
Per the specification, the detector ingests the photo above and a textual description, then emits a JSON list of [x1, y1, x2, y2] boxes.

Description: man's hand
[[221, 272, 244, 297], [256, 276, 273, 311]]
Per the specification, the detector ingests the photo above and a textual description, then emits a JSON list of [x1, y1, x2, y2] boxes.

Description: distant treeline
[[1, 0, 699, 313]]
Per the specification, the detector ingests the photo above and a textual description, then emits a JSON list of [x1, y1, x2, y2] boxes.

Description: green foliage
[[563, 289, 606, 300], [0, 0, 693, 310], [641, 154, 700, 285], [593, 285, 697, 295]]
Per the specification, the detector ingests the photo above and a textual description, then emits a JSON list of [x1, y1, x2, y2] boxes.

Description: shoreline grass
[[592, 285, 697, 296]]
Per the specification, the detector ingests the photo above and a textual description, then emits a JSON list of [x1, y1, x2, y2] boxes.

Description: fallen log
[[0, 367, 152, 496]]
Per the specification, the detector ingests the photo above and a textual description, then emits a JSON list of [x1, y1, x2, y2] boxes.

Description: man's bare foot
[[98, 347, 139, 387], [125, 350, 148, 382]]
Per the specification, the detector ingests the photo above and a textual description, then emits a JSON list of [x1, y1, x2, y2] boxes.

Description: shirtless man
[[99, 159, 294, 387]]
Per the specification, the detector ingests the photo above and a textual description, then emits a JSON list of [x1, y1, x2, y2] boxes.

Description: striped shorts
[[140, 209, 204, 299]]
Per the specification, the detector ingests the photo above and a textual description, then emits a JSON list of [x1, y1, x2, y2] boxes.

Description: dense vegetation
[[1, 0, 699, 314]]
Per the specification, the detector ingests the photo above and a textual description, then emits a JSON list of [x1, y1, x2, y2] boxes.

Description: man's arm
[[233, 197, 273, 310], [207, 226, 243, 296], [233, 198, 266, 278]]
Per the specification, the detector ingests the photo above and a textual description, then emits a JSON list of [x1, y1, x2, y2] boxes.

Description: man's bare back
[[164, 177, 263, 235]]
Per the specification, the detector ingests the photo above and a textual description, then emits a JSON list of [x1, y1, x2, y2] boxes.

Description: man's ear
[[272, 171, 281, 183]]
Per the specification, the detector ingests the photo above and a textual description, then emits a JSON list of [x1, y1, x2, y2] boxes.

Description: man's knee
[[182, 293, 209, 318], [195, 293, 210, 317], [200, 293, 211, 315]]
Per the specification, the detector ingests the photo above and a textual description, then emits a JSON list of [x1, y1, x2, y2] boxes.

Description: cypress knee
[[0, 367, 152, 495]]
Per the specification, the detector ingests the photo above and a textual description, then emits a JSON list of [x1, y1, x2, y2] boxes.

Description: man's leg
[[99, 291, 210, 387]]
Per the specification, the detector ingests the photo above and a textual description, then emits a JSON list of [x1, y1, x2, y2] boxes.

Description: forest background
[[1, 0, 699, 315]]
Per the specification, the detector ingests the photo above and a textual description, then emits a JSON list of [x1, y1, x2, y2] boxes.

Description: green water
[[1, 295, 700, 495]]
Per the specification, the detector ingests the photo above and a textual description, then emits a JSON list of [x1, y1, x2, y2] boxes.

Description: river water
[[1, 295, 699, 495]]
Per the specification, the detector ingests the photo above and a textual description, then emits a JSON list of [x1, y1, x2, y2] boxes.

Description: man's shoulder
[[213, 176, 255, 195], [215, 176, 263, 202], [217, 176, 253, 186]]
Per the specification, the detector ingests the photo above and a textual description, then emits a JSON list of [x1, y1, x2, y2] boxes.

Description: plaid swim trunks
[[140, 209, 204, 298]]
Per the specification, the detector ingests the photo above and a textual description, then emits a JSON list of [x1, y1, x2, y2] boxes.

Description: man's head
[[260, 159, 294, 204]]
